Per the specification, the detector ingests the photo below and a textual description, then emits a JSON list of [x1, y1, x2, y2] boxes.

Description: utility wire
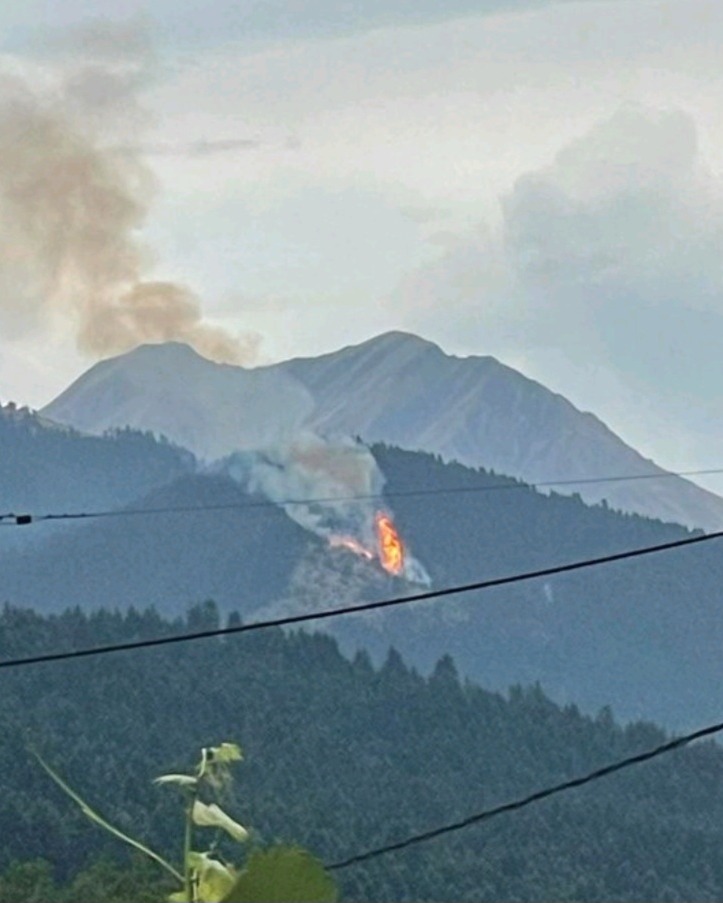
[[326, 718, 723, 870], [3, 529, 723, 876], [0, 530, 720, 671], [1, 467, 722, 527]]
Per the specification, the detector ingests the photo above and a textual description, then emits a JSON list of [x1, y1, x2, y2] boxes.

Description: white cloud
[[503, 107, 723, 306], [393, 104, 723, 472]]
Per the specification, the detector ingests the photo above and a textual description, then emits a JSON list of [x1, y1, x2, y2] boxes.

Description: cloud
[[498, 108, 723, 390], [0, 0, 587, 54], [502, 107, 723, 310], [394, 105, 723, 459], [220, 0, 565, 42], [136, 137, 265, 157]]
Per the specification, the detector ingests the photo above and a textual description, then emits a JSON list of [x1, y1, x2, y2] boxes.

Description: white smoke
[[225, 433, 383, 547], [223, 432, 429, 584]]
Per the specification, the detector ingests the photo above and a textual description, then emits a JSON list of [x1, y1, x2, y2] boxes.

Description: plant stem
[[32, 748, 183, 882], [184, 789, 198, 902]]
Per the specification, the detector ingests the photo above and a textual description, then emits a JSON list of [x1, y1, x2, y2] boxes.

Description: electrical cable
[[326, 718, 723, 870], [0, 529, 720, 671], [1, 467, 722, 526], [3, 487, 723, 879]]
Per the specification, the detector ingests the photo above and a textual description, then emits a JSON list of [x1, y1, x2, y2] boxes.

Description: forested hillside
[[1, 604, 723, 902], [0, 473, 319, 616], [330, 447, 723, 727], [2, 444, 723, 727], [0, 403, 194, 517]]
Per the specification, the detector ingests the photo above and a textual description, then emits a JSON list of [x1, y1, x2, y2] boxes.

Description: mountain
[[43, 341, 314, 460], [3, 444, 723, 729], [42, 333, 723, 531], [282, 332, 723, 530], [0, 400, 193, 520], [330, 447, 723, 729], [0, 474, 320, 617]]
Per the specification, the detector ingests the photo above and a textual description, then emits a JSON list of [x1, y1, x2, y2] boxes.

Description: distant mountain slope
[[3, 444, 723, 728], [43, 341, 314, 460], [0, 401, 193, 517], [0, 474, 317, 617], [42, 333, 723, 530], [281, 332, 723, 531], [330, 447, 723, 728]]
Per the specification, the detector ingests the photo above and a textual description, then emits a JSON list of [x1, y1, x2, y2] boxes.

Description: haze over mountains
[[4, 331, 723, 730], [2, 403, 722, 729], [41, 341, 314, 461], [43, 331, 723, 531]]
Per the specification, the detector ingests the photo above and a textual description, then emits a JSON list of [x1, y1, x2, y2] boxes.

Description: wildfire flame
[[376, 512, 405, 576], [329, 535, 375, 560], [327, 511, 406, 577]]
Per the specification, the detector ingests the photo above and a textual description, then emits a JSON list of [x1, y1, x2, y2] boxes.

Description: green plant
[[33, 744, 337, 903]]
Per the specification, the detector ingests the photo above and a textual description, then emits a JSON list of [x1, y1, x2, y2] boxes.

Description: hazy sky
[[0, 0, 721, 492]]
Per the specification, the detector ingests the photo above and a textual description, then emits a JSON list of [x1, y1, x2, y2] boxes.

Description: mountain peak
[[362, 330, 439, 352], [128, 340, 202, 357], [43, 340, 313, 460], [113, 341, 225, 368], [341, 331, 502, 370], [41, 331, 723, 531], [283, 331, 440, 370]]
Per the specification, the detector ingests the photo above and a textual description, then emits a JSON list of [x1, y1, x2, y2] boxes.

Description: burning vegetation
[[375, 512, 404, 576], [328, 511, 405, 576], [224, 436, 429, 585]]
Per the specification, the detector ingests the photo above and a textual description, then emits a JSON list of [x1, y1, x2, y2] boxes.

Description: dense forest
[[1, 604, 723, 901]]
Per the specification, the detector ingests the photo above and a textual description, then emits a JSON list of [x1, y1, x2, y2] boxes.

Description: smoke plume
[[0, 22, 258, 364], [223, 432, 430, 585], [226, 433, 385, 548]]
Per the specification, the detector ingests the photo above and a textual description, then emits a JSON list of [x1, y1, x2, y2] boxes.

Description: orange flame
[[329, 535, 375, 560], [376, 512, 404, 576]]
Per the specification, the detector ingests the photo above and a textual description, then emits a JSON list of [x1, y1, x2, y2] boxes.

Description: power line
[[326, 718, 723, 870], [1, 466, 722, 527], [4, 530, 723, 879], [0, 530, 720, 671]]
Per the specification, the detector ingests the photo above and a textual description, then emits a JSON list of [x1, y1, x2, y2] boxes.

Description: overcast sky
[[0, 0, 721, 493]]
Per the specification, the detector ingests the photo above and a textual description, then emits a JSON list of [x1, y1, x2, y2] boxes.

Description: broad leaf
[[222, 847, 337, 903], [210, 743, 243, 764]]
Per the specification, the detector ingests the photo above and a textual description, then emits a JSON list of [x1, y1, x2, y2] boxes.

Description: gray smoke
[[226, 433, 384, 547], [0, 21, 258, 364], [224, 432, 430, 585]]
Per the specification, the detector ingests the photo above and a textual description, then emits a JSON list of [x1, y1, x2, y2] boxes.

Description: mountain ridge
[[3, 442, 721, 729], [40, 332, 723, 531], [0, 399, 193, 518], [44, 341, 315, 460]]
